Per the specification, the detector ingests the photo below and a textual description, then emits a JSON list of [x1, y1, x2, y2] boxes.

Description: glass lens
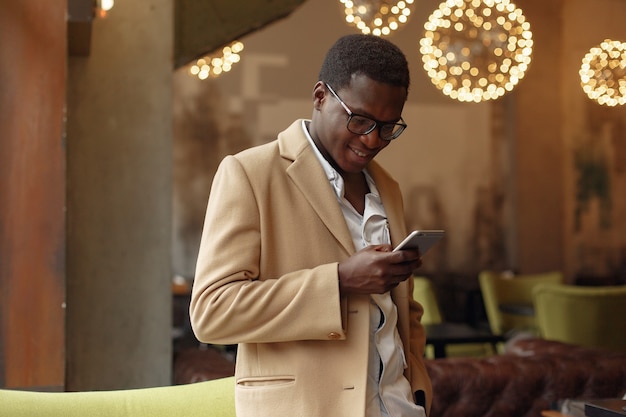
[[347, 114, 406, 140], [381, 123, 405, 140], [347, 115, 377, 135]]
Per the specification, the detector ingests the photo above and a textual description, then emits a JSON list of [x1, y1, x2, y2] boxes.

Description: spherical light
[[340, 0, 415, 36], [579, 39, 626, 107], [419, 0, 533, 103]]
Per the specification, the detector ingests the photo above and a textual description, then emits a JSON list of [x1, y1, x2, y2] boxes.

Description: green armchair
[[0, 376, 235, 417], [533, 283, 626, 352], [478, 270, 564, 337], [413, 277, 444, 325]]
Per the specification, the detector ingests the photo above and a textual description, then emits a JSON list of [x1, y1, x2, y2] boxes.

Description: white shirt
[[303, 121, 425, 417]]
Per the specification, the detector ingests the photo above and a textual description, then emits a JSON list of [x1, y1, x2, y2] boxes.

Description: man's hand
[[337, 245, 422, 295]]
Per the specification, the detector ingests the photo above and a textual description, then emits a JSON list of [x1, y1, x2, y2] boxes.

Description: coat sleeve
[[189, 155, 346, 345]]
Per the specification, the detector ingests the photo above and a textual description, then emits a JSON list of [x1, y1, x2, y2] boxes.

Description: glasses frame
[[324, 82, 407, 141]]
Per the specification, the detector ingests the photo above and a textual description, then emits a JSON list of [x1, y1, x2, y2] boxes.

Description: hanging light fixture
[[419, 0, 533, 103], [189, 41, 244, 80], [579, 39, 626, 107], [339, 0, 415, 36]]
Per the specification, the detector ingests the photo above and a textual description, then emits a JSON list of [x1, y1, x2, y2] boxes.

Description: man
[[190, 34, 432, 416]]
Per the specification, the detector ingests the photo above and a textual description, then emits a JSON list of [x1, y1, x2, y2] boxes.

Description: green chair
[[0, 376, 236, 417], [478, 270, 564, 337], [533, 283, 626, 352], [413, 276, 443, 326], [414, 277, 494, 358]]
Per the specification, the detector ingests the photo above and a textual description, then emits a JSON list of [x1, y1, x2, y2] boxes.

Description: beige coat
[[190, 120, 432, 416]]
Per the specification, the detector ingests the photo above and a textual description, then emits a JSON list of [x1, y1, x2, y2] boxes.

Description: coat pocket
[[235, 375, 300, 417], [236, 375, 295, 388]]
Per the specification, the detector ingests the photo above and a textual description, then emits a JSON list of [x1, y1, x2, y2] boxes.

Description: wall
[[561, 0, 626, 281], [0, 0, 66, 389], [65, 0, 174, 390]]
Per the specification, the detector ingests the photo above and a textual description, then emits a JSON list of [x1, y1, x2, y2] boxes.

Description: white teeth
[[352, 148, 367, 157]]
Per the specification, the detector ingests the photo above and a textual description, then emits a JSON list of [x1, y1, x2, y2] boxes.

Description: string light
[[339, 0, 415, 36], [189, 41, 244, 80], [419, 0, 533, 103], [579, 39, 626, 107]]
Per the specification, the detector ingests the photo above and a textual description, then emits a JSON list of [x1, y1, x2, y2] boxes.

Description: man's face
[[310, 74, 407, 177]]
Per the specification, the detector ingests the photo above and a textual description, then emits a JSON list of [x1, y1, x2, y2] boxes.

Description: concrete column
[[66, 0, 173, 390]]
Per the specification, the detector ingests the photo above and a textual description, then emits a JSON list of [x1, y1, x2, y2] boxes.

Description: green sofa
[[0, 376, 235, 417]]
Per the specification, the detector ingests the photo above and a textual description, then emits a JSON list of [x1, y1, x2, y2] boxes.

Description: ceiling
[[174, 0, 306, 68], [67, 0, 307, 68]]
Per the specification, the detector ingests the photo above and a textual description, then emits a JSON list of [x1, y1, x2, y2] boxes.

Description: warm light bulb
[[101, 0, 114, 11], [96, 0, 114, 18]]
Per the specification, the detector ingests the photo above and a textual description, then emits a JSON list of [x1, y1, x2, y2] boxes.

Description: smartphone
[[392, 230, 445, 253]]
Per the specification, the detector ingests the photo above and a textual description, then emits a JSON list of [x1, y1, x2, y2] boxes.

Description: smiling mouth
[[350, 147, 370, 158]]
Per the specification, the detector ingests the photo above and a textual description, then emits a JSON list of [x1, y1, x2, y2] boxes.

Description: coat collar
[[277, 120, 406, 255]]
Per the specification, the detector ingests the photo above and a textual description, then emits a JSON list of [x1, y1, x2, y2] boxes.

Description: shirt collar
[[301, 120, 380, 201]]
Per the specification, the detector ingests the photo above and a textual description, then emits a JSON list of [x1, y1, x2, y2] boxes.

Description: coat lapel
[[278, 120, 355, 256]]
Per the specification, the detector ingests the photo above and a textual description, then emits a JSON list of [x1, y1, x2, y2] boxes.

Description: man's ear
[[312, 81, 326, 110]]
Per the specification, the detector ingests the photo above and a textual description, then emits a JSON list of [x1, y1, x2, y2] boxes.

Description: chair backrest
[[479, 270, 564, 335], [533, 283, 626, 352], [0, 376, 236, 417], [413, 277, 443, 325]]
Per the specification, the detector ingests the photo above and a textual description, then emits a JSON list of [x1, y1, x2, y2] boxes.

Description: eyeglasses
[[324, 83, 407, 141]]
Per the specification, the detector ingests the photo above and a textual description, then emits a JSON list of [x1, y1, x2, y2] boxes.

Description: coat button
[[328, 332, 341, 340]]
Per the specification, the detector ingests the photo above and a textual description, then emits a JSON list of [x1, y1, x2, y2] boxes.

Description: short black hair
[[318, 34, 410, 93]]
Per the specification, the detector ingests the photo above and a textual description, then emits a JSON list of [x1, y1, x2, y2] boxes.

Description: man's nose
[[360, 128, 385, 149]]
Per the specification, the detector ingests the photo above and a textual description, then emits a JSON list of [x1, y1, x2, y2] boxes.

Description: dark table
[[424, 323, 505, 358], [585, 399, 626, 417], [498, 303, 535, 316]]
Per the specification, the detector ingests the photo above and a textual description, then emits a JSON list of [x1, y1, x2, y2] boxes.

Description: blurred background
[[1, 0, 625, 393]]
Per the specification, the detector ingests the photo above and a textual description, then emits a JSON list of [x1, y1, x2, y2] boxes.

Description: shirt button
[[327, 332, 341, 340]]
